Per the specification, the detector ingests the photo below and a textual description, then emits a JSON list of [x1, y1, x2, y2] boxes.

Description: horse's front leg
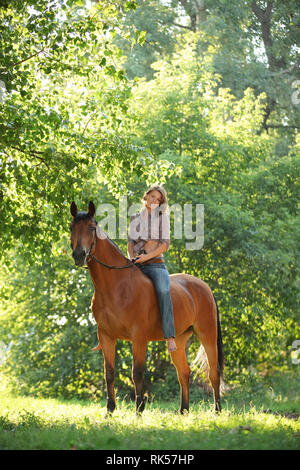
[[132, 341, 147, 414], [100, 332, 116, 415]]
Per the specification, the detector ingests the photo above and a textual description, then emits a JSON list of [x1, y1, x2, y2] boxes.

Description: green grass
[[0, 373, 299, 450]]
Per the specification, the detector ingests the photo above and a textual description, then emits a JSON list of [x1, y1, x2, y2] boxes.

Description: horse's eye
[[69, 224, 73, 231]]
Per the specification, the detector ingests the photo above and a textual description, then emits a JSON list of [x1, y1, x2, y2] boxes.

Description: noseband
[[86, 227, 136, 270]]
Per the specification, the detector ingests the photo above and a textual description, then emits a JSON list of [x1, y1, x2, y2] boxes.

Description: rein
[[86, 227, 136, 270]]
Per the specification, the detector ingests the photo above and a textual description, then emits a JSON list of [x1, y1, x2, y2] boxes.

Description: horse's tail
[[192, 293, 224, 385], [214, 293, 224, 379]]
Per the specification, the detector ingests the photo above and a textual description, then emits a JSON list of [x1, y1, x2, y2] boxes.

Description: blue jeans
[[136, 262, 175, 339]]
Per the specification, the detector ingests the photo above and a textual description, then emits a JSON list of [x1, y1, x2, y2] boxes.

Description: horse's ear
[[88, 201, 96, 218], [70, 201, 78, 217]]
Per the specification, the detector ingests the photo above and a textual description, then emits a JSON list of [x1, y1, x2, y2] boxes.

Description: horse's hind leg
[[204, 341, 221, 412], [170, 329, 193, 414], [196, 333, 221, 413], [132, 341, 147, 414], [100, 332, 116, 414]]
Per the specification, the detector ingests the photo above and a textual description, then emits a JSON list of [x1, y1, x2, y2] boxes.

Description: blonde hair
[[142, 185, 169, 213]]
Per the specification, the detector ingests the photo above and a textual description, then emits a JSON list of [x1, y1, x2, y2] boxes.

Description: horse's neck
[[87, 235, 131, 295]]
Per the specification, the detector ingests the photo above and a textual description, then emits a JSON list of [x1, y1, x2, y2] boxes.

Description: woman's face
[[144, 190, 162, 211]]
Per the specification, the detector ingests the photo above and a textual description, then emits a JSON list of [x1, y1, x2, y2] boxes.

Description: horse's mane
[[105, 235, 128, 259]]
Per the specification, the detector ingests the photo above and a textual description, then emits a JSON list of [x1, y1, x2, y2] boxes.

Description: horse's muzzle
[[72, 248, 87, 266]]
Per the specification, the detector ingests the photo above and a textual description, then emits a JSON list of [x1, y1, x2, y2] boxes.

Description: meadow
[[0, 373, 299, 451]]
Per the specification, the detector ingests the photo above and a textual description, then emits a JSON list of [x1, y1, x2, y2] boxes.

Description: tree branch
[[9, 145, 50, 169], [266, 124, 300, 129], [171, 22, 194, 31], [10, 48, 46, 68]]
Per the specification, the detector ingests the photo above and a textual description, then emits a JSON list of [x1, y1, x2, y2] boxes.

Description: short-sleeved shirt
[[128, 207, 170, 260]]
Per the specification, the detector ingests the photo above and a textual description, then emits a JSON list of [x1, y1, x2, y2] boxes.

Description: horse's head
[[70, 201, 97, 266]]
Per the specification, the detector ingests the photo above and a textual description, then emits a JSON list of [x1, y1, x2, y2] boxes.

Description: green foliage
[[114, 0, 177, 80], [0, 0, 173, 262], [117, 1, 300, 147]]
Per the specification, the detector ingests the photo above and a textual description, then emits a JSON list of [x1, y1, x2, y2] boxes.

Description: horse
[[69, 201, 224, 414]]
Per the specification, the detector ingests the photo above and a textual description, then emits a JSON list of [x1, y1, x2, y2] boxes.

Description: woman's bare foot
[[167, 338, 177, 353], [92, 343, 102, 351]]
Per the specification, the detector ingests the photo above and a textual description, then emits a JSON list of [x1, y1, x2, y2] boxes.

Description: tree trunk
[[250, 1, 287, 131], [251, 1, 286, 71], [195, 0, 206, 27], [178, 0, 206, 31]]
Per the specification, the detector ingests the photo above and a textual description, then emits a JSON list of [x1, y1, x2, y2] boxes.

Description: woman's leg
[[138, 264, 176, 351]]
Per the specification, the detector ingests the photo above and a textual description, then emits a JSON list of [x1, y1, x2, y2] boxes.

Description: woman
[[92, 185, 177, 353], [127, 185, 177, 353]]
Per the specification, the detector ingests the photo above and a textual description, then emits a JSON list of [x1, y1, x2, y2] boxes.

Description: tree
[[116, 1, 300, 139], [0, 0, 175, 262]]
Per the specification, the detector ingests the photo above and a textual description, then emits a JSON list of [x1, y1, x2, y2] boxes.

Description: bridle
[[85, 226, 136, 270]]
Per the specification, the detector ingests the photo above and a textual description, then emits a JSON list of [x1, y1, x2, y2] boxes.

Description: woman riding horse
[[70, 194, 224, 414], [93, 185, 177, 353]]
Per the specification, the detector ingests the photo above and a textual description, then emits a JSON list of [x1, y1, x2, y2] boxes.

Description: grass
[[0, 372, 299, 450]]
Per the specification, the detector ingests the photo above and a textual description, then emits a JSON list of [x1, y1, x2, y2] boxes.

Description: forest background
[[0, 0, 299, 402]]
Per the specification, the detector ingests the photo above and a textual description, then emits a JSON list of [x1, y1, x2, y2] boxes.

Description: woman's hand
[[133, 253, 150, 263]]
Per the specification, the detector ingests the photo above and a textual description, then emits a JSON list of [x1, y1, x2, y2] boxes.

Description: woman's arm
[[134, 241, 168, 263], [127, 241, 135, 259]]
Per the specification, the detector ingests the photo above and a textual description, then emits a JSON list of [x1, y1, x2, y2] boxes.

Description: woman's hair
[[142, 185, 169, 213]]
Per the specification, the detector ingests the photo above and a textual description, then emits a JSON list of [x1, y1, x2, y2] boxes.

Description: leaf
[[137, 30, 147, 46]]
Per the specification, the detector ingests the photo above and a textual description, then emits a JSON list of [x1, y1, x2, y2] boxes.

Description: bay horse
[[69, 201, 224, 414]]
